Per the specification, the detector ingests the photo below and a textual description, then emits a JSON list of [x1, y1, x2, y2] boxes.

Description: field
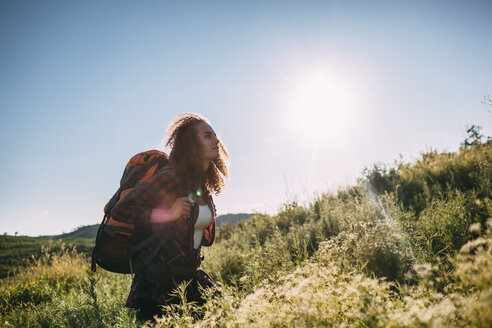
[[0, 236, 94, 279], [1, 137, 491, 327]]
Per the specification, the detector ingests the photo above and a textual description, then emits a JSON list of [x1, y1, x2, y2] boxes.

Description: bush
[[363, 140, 492, 213], [317, 219, 411, 281]]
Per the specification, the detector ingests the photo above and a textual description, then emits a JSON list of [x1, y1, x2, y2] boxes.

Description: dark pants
[[135, 298, 164, 322], [134, 277, 210, 323]]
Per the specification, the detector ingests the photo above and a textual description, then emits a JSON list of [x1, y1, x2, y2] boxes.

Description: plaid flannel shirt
[[111, 166, 216, 263], [111, 166, 217, 307]]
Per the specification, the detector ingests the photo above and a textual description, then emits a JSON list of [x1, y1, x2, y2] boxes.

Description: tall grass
[[0, 243, 135, 327], [2, 139, 491, 327]]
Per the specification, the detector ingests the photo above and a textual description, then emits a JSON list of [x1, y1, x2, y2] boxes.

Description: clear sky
[[1, 0, 491, 236]]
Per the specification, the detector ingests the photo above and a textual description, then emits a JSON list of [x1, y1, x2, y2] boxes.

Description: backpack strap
[[143, 238, 167, 267], [127, 227, 170, 274], [102, 224, 133, 238], [128, 234, 159, 256], [129, 228, 199, 279], [91, 214, 109, 272]]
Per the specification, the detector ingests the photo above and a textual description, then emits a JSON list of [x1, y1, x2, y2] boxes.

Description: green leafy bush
[[363, 140, 491, 214]]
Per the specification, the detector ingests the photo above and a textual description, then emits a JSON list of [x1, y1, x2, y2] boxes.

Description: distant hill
[[215, 213, 251, 227], [43, 224, 100, 240], [41, 213, 252, 240], [0, 235, 94, 278]]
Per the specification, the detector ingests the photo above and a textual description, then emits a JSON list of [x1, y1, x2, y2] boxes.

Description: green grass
[[0, 236, 94, 278], [1, 139, 491, 327]]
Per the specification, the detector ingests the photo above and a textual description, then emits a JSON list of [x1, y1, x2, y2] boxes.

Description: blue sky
[[1, 0, 491, 236]]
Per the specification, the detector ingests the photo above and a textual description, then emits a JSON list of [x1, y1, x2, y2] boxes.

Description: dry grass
[[151, 220, 492, 328]]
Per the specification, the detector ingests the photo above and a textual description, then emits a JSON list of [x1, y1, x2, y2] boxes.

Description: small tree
[[461, 125, 484, 148]]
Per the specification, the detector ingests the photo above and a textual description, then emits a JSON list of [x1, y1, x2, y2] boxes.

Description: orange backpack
[[91, 150, 170, 274]]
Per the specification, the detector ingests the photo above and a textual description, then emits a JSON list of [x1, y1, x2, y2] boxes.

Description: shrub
[[317, 219, 411, 281], [363, 140, 492, 214]]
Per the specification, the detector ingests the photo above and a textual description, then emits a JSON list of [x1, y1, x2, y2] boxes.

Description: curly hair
[[165, 113, 229, 195]]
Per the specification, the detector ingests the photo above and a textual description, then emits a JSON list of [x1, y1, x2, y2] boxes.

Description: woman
[[111, 113, 229, 322]]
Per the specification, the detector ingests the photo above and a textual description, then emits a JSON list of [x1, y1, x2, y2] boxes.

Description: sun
[[285, 68, 357, 142]]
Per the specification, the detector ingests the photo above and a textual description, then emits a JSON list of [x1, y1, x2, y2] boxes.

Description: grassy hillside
[[1, 139, 491, 327], [0, 236, 94, 278]]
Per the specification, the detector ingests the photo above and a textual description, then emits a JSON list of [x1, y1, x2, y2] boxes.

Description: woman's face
[[195, 122, 219, 161]]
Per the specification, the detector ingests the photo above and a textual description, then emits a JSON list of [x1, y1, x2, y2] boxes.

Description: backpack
[[91, 150, 170, 274]]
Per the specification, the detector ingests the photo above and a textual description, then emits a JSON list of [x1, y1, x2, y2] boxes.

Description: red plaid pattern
[[110, 166, 217, 308], [111, 167, 181, 225]]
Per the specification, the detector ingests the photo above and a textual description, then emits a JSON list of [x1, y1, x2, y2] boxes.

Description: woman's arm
[[150, 196, 192, 223], [111, 169, 182, 225]]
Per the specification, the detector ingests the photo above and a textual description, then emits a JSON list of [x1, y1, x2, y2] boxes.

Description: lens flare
[[188, 193, 198, 203]]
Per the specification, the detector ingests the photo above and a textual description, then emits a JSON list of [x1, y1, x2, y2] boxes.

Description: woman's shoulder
[[149, 164, 185, 190], [156, 163, 176, 175], [153, 164, 179, 182], [136, 165, 184, 201]]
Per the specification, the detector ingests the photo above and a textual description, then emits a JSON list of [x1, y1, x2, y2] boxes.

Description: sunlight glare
[[285, 68, 357, 142]]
